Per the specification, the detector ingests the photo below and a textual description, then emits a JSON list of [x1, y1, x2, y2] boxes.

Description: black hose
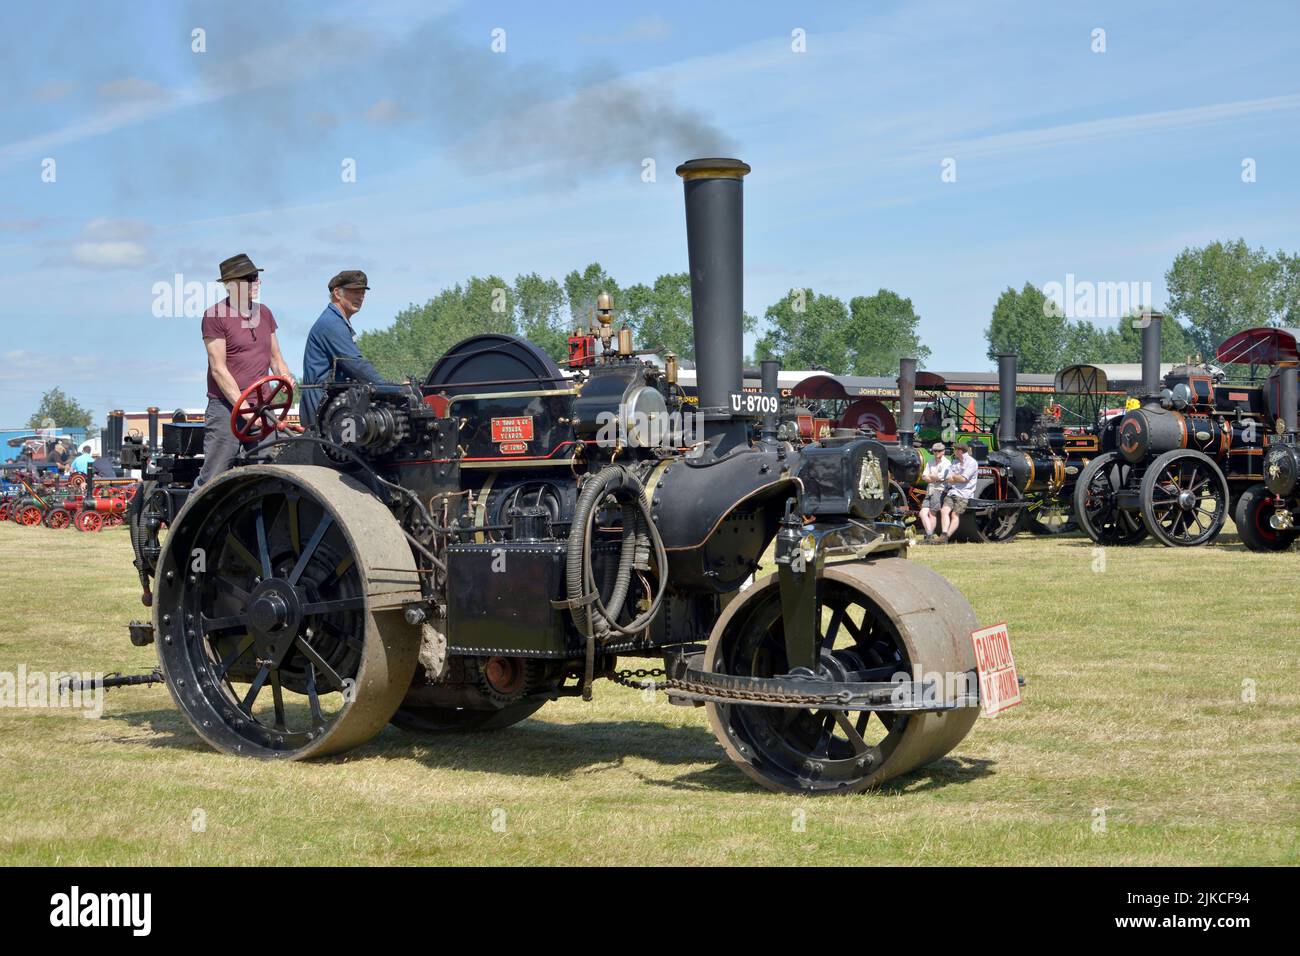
[[564, 465, 668, 640]]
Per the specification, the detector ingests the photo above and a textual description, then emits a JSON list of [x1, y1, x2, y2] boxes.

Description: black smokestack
[[997, 353, 1018, 447], [1281, 366, 1298, 434], [107, 410, 124, 458], [760, 358, 779, 441], [147, 406, 160, 450], [676, 158, 750, 418], [897, 357, 916, 446], [1141, 312, 1163, 395]]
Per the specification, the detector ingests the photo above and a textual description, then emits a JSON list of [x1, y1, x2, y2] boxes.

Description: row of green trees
[[358, 264, 718, 382], [358, 239, 1298, 384], [985, 240, 1300, 372], [357, 262, 928, 380]]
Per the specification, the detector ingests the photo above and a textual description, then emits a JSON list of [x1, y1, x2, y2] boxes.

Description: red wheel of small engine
[[19, 506, 43, 526], [106, 513, 124, 527], [0, 503, 10, 522], [45, 509, 71, 529], [76, 511, 104, 532], [231, 375, 295, 443]]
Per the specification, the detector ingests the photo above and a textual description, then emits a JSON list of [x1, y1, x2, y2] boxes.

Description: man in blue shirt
[[300, 270, 387, 427], [71, 446, 95, 474]]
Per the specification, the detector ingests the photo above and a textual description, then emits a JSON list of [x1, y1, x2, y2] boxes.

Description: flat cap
[[328, 270, 370, 291], [930, 441, 946, 452]]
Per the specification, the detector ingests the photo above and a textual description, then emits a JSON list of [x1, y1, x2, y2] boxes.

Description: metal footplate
[[662, 650, 979, 712]]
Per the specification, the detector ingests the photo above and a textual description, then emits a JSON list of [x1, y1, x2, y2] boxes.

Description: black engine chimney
[[897, 357, 916, 446], [1140, 311, 1163, 396], [997, 353, 1018, 447], [677, 158, 751, 426]]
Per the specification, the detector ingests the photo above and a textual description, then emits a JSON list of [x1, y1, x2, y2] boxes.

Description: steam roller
[[120, 157, 1001, 793]]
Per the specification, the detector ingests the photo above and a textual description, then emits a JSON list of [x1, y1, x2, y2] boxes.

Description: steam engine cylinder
[[1117, 406, 1224, 464]]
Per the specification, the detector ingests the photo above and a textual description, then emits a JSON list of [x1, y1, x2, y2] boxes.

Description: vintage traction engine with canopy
[[122, 159, 998, 794], [1074, 313, 1288, 547]]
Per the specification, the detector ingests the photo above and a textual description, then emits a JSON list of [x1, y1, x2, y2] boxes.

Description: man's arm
[[204, 337, 244, 406], [268, 332, 297, 388], [323, 318, 385, 384]]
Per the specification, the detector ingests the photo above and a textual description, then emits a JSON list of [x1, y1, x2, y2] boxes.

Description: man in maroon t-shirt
[[195, 253, 296, 487]]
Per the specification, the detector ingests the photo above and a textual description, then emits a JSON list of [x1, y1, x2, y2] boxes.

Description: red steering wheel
[[231, 375, 296, 443]]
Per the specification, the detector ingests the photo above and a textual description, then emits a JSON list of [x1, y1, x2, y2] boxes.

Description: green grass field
[[1, 520, 1296, 866]]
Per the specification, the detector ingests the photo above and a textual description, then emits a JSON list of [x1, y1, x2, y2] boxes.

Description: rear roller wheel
[[704, 561, 980, 794], [1074, 452, 1147, 545], [152, 465, 422, 759], [1140, 450, 1228, 547], [1233, 483, 1297, 552], [18, 505, 43, 526], [44, 508, 71, 529]]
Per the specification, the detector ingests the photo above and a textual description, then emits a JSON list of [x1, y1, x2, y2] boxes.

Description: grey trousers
[[194, 397, 251, 488]]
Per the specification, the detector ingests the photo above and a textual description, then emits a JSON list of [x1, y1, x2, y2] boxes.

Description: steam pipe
[[997, 353, 1018, 447], [760, 358, 779, 442], [897, 357, 916, 446], [676, 158, 751, 418], [1141, 312, 1163, 396]]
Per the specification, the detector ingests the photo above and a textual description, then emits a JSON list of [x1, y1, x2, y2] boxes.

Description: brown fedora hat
[[218, 253, 263, 282]]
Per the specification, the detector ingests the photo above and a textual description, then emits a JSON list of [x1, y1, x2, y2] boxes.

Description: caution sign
[[970, 622, 1020, 717], [490, 416, 534, 442]]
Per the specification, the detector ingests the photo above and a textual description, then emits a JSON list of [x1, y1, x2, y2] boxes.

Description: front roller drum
[[704, 560, 980, 794], [152, 465, 423, 759]]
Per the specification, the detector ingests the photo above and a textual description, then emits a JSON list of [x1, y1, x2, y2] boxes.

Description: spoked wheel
[[0, 501, 10, 522], [18, 506, 43, 526], [1074, 452, 1147, 545], [1140, 450, 1228, 547], [1232, 483, 1296, 552], [76, 511, 103, 532], [953, 479, 1024, 543], [152, 465, 422, 759], [704, 561, 980, 794], [44, 508, 71, 529], [68, 473, 87, 494], [1026, 495, 1078, 535]]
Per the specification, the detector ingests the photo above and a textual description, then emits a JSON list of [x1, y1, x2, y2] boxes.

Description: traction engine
[[121, 159, 997, 794]]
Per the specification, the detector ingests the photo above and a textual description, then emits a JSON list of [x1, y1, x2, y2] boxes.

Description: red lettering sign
[[971, 623, 1021, 717]]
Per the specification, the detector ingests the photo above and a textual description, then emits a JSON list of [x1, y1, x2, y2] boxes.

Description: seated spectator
[[918, 442, 950, 543]]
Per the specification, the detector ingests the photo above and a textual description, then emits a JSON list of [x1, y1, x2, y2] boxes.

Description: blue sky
[[1, 0, 1298, 425]]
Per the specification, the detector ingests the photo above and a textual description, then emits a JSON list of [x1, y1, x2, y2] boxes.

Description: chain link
[[608, 668, 856, 706]]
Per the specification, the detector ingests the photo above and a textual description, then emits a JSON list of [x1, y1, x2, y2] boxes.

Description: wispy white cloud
[[68, 241, 150, 269], [931, 93, 1300, 160]]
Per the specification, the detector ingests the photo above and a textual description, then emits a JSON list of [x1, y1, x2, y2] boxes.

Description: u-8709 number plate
[[728, 392, 779, 417]]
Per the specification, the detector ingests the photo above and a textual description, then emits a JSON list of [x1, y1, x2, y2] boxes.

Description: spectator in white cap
[[918, 441, 950, 543]]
